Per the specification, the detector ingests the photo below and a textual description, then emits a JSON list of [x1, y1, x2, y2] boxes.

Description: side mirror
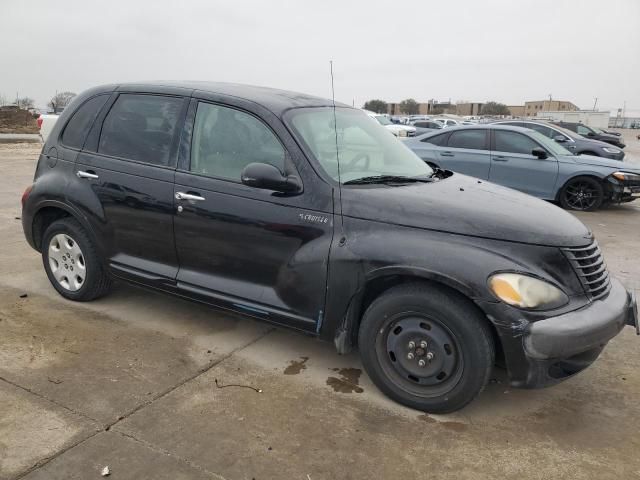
[[586, 132, 595, 137], [241, 162, 302, 194], [531, 147, 548, 159], [553, 135, 567, 143]]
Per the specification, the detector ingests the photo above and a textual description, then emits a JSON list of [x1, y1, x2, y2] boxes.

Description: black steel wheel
[[378, 313, 463, 397], [560, 176, 604, 211], [358, 283, 494, 413]]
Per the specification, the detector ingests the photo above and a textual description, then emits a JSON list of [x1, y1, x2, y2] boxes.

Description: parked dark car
[[494, 120, 625, 160], [405, 125, 640, 211], [552, 122, 626, 149], [21, 82, 638, 413]]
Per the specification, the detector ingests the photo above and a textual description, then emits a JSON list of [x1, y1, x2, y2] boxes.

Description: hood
[[565, 154, 640, 172], [341, 174, 592, 247]]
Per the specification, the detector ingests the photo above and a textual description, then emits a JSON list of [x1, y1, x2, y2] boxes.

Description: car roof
[[413, 123, 537, 140], [113, 81, 349, 116]]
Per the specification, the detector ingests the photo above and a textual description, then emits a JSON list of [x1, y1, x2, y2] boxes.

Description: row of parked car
[[404, 121, 638, 211]]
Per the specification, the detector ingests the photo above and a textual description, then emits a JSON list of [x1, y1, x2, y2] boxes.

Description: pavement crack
[[103, 327, 276, 432], [0, 376, 101, 426], [116, 430, 229, 480]]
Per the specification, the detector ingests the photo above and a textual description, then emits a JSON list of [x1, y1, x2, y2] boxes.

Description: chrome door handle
[[175, 192, 205, 201], [77, 170, 99, 179]]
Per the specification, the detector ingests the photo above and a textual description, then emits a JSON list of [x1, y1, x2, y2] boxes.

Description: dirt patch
[[283, 356, 309, 375], [326, 367, 364, 393], [0, 107, 39, 134]]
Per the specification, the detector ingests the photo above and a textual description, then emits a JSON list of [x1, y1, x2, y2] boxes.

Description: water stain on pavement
[[284, 356, 309, 375], [419, 414, 468, 432], [326, 367, 364, 393]]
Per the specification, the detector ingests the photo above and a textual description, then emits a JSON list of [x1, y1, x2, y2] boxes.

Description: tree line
[[0, 91, 77, 113], [363, 99, 511, 116]]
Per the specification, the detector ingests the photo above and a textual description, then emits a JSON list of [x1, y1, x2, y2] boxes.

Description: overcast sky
[[2, 0, 639, 114]]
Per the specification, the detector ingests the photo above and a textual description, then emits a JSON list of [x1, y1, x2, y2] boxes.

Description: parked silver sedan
[[404, 125, 640, 211]]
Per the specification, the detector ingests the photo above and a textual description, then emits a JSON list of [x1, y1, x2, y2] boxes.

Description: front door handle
[[440, 152, 455, 157], [77, 170, 99, 179], [175, 192, 205, 201], [493, 156, 508, 162]]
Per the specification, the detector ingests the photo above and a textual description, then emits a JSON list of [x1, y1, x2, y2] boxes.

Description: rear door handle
[[77, 170, 99, 179], [493, 156, 508, 162], [175, 192, 205, 201], [440, 152, 455, 157]]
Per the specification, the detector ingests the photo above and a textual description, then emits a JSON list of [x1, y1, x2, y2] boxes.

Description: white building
[[535, 110, 610, 129]]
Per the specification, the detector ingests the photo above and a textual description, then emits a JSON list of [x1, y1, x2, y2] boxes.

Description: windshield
[[374, 115, 392, 126], [287, 107, 433, 183], [527, 130, 574, 156]]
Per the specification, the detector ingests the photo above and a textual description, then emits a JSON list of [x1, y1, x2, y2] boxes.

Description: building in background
[[387, 99, 457, 116], [524, 100, 578, 117], [455, 102, 484, 116], [536, 110, 610, 129], [507, 105, 525, 117]]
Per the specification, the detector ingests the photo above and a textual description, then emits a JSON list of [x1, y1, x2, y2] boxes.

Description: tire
[[358, 283, 494, 413], [559, 176, 604, 211], [42, 218, 111, 301]]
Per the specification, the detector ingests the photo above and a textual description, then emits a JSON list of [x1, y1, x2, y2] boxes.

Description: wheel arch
[[555, 173, 608, 202], [31, 201, 100, 253], [336, 267, 503, 362]]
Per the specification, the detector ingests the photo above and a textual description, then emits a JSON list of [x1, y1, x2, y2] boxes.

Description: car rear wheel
[[42, 218, 111, 301], [559, 176, 604, 211], [358, 283, 494, 413]]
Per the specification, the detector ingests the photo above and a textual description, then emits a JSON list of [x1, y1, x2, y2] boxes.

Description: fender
[[29, 199, 103, 257], [331, 264, 480, 354]]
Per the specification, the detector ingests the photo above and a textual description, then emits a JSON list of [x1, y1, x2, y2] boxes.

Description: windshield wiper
[[344, 175, 433, 185]]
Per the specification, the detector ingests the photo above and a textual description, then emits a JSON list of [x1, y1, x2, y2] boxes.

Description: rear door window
[[98, 94, 183, 166], [190, 102, 285, 181], [61, 95, 110, 149], [493, 130, 539, 155], [422, 132, 449, 146], [447, 129, 487, 150]]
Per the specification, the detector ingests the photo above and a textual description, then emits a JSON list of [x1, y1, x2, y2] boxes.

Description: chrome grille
[[562, 241, 611, 300]]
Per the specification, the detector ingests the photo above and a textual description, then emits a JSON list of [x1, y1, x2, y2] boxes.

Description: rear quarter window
[[61, 95, 110, 149]]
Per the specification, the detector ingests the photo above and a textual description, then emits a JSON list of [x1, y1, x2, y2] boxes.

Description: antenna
[[330, 60, 345, 232]]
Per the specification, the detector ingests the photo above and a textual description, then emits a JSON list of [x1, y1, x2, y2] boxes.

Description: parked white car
[[365, 111, 416, 137], [433, 118, 460, 128], [37, 114, 59, 141]]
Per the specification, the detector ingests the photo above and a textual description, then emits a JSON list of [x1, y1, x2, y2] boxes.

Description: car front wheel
[[358, 283, 494, 413], [559, 176, 604, 211]]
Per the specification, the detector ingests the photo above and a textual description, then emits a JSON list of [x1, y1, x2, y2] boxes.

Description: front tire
[[559, 176, 604, 211], [42, 218, 111, 301], [358, 283, 494, 413]]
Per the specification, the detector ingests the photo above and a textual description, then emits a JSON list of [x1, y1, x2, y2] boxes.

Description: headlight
[[489, 273, 568, 310], [602, 147, 621, 154], [612, 171, 640, 182], [398, 130, 408, 137]]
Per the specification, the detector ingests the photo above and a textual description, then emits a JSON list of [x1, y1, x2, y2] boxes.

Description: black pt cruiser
[[21, 82, 638, 413]]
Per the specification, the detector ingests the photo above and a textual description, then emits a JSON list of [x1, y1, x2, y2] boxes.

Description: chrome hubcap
[[48, 234, 86, 291]]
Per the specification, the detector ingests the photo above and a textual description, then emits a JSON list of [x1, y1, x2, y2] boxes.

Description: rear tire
[[559, 176, 604, 211], [42, 218, 111, 301], [358, 283, 494, 413]]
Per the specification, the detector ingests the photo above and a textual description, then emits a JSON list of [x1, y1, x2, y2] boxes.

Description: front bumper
[[481, 278, 637, 388]]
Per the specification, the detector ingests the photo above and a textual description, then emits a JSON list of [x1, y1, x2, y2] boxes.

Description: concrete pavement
[[1, 142, 639, 479]]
